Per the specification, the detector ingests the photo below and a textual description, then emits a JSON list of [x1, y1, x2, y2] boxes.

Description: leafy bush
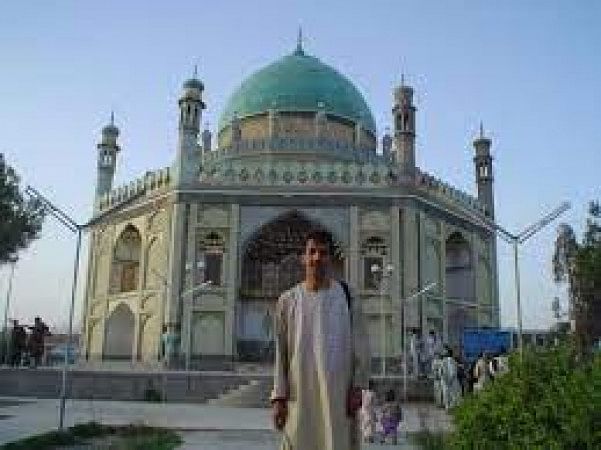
[[411, 430, 452, 449], [0, 422, 181, 450], [448, 344, 601, 450]]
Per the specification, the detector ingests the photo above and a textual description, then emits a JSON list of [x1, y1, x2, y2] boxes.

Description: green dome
[[218, 47, 376, 135]]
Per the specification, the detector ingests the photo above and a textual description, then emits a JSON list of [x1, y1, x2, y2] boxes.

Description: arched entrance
[[445, 232, 477, 349], [237, 211, 345, 361], [103, 303, 135, 361]]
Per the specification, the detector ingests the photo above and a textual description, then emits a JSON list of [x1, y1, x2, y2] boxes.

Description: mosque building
[[82, 37, 498, 370]]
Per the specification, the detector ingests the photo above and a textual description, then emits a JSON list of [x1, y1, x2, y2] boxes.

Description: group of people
[[431, 348, 510, 410], [6, 317, 51, 368], [360, 386, 404, 445], [407, 329, 444, 378]]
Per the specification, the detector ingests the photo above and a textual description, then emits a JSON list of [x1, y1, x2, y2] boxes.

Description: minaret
[[231, 112, 241, 143], [473, 122, 495, 218], [202, 122, 212, 153], [96, 112, 120, 198], [382, 127, 392, 161], [174, 68, 205, 186], [314, 101, 326, 140], [269, 101, 279, 139], [392, 75, 416, 173]]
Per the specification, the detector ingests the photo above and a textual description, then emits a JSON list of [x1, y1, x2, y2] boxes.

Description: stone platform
[[0, 367, 433, 405]]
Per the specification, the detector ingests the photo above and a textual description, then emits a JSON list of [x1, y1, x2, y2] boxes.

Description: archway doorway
[[445, 232, 476, 350], [238, 211, 345, 361], [103, 303, 135, 361]]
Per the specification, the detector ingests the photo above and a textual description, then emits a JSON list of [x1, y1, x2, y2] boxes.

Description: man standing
[[271, 230, 370, 450], [28, 317, 50, 368], [9, 320, 26, 367], [425, 330, 437, 378], [408, 329, 420, 377]]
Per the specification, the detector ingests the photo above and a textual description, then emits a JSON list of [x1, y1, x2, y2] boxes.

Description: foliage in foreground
[[0, 422, 182, 450], [553, 200, 601, 350], [0, 153, 44, 264], [411, 430, 452, 450], [448, 344, 601, 450]]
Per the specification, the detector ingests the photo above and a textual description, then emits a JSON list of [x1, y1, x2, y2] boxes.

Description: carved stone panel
[[360, 210, 389, 231], [197, 206, 229, 228]]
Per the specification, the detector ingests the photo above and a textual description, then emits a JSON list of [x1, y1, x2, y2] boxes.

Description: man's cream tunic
[[272, 281, 369, 450]]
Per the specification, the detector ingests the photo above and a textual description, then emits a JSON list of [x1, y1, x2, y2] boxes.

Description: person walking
[[9, 320, 26, 367], [360, 382, 377, 444], [271, 230, 370, 450], [28, 317, 50, 368]]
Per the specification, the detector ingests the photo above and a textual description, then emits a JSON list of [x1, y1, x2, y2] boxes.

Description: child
[[380, 389, 402, 444], [360, 382, 377, 443]]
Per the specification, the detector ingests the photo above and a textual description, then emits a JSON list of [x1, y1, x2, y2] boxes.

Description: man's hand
[[272, 399, 288, 430], [347, 386, 362, 417]]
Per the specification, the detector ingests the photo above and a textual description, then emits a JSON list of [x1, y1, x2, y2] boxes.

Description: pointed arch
[[110, 224, 142, 293], [103, 303, 135, 360], [237, 210, 344, 361]]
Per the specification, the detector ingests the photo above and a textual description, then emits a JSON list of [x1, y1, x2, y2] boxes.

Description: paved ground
[[0, 396, 451, 449]]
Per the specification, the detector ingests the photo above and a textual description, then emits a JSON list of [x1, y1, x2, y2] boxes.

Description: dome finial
[[479, 121, 485, 139], [295, 26, 304, 55], [110, 110, 114, 126], [193, 64, 198, 79]]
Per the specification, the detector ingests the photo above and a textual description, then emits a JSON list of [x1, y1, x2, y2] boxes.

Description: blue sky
[[0, 1, 599, 331]]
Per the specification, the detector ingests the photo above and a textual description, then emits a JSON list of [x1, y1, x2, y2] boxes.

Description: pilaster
[[402, 207, 419, 330], [226, 203, 240, 357], [183, 203, 198, 364], [349, 206, 360, 291], [440, 223, 448, 343], [390, 205, 401, 355]]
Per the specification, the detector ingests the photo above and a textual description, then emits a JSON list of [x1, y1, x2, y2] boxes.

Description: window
[[197, 232, 225, 287], [204, 253, 222, 286], [361, 235, 388, 291], [111, 225, 142, 293], [363, 256, 383, 290]]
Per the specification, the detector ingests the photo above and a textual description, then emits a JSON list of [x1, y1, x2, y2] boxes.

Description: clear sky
[[0, 1, 599, 332]]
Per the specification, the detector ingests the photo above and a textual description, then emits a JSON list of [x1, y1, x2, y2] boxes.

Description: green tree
[[553, 201, 601, 351], [0, 153, 43, 264], [449, 345, 601, 450]]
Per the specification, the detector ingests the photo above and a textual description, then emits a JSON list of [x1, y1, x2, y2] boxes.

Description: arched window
[[111, 225, 142, 293], [103, 303, 135, 360], [445, 232, 473, 301], [197, 232, 225, 287], [361, 236, 388, 290]]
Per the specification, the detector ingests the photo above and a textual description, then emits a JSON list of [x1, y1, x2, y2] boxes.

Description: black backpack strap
[[339, 280, 352, 321]]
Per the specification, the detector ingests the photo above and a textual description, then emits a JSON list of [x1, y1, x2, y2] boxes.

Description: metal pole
[[3, 261, 16, 365], [59, 227, 82, 430], [513, 240, 523, 360], [380, 274, 386, 376], [403, 299, 407, 401]]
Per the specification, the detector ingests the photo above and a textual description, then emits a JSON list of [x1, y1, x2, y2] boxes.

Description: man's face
[[302, 238, 331, 280]]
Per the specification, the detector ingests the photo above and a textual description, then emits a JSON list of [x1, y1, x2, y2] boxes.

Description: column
[[166, 202, 186, 367], [183, 203, 198, 367], [349, 206, 360, 290], [471, 232, 480, 327], [402, 207, 419, 330], [226, 203, 240, 359], [418, 212, 427, 333], [390, 205, 401, 356], [440, 223, 448, 343], [134, 228, 149, 363], [80, 231, 96, 361]]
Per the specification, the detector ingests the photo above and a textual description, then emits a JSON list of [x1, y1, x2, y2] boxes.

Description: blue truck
[[462, 328, 512, 364]]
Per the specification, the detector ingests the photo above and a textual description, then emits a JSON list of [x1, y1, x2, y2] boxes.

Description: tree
[[553, 201, 601, 351], [0, 153, 44, 264]]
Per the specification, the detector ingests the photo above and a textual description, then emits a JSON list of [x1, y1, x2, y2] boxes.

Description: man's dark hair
[[304, 229, 333, 253], [385, 389, 396, 402]]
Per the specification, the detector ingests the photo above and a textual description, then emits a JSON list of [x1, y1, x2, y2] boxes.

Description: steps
[[208, 378, 273, 408]]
